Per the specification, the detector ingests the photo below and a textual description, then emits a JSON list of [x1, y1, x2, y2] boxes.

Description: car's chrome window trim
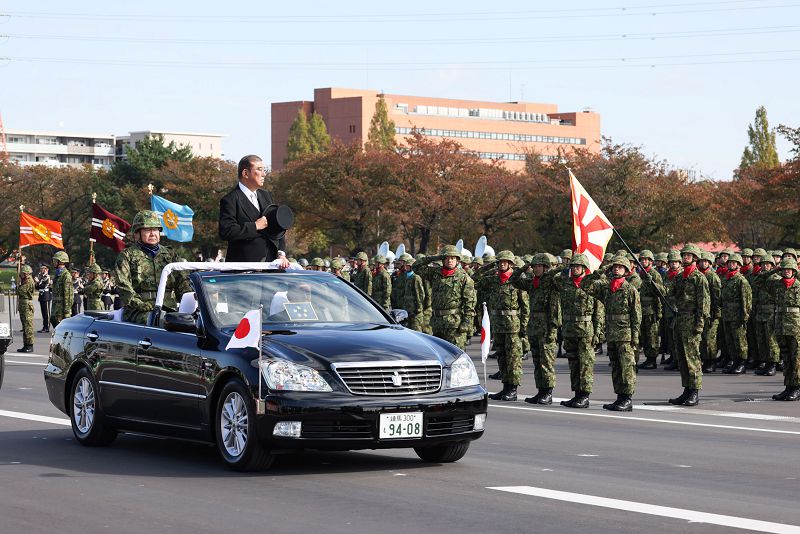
[[330, 360, 442, 370], [99, 380, 207, 399]]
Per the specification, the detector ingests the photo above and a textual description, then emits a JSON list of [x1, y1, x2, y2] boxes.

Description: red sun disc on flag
[[480, 327, 486, 344], [234, 318, 251, 339]]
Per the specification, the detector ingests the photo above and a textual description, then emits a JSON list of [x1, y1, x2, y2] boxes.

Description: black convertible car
[[44, 263, 487, 471]]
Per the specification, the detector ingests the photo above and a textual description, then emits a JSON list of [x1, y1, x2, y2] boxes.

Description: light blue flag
[[150, 194, 194, 242]]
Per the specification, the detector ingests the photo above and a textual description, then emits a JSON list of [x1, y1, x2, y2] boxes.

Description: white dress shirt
[[238, 181, 260, 211]]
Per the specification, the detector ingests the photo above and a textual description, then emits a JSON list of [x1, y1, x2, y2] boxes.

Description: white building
[[5, 129, 116, 169], [115, 130, 224, 160]]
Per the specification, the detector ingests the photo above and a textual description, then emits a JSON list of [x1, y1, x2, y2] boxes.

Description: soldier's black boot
[[682, 389, 699, 406], [570, 391, 590, 409], [783, 387, 800, 402], [488, 384, 509, 401], [777, 361, 785, 372], [725, 361, 746, 374], [663, 359, 678, 371], [604, 394, 632, 412], [759, 362, 777, 376], [17, 345, 34, 353], [560, 393, 577, 407], [702, 360, 716, 373], [669, 388, 690, 405], [745, 358, 759, 370], [501, 385, 518, 402], [524, 389, 543, 404], [488, 370, 503, 380], [773, 388, 790, 401], [637, 357, 657, 370], [595, 344, 604, 355], [535, 388, 553, 405]]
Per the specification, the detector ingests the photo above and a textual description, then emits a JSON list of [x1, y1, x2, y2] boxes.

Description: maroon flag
[[91, 203, 131, 253]]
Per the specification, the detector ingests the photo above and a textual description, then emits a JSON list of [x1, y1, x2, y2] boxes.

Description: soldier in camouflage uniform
[[81, 263, 105, 311], [770, 258, 800, 400], [720, 253, 753, 375], [371, 255, 392, 311], [308, 258, 325, 271], [413, 245, 476, 350], [391, 256, 407, 309], [398, 254, 425, 332], [515, 256, 531, 359], [331, 258, 349, 281], [636, 250, 665, 370], [581, 255, 641, 411], [550, 253, 596, 408], [50, 250, 74, 328], [510, 253, 561, 405], [667, 244, 710, 406], [697, 251, 722, 373], [753, 255, 780, 376], [114, 210, 191, 325], [478, 250, 525, 401], [662, 250, 682, 369], [351, 251, 372, 296], [16, 264, 36, 352]]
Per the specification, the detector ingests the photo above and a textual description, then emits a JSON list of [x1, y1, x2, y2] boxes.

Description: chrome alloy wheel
[[220, 391, 249, 457], [73, 377, 96, 434]]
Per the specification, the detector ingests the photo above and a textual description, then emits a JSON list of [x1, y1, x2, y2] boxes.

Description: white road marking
[[577, 454, 598, 457], [489, 403, 800, 435], [6, 360, 47, 366], [0, 410, 70, 427], [488, 486, 800, 534], [6, 352, 49, 358]]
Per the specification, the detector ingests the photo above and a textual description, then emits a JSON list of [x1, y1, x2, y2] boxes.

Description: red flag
[[91, 203, 131, 253], [570, 170, 613, 273], [480, 303, 491, 364], [20, 212, 63, 249], [225, 310, 262, 350]]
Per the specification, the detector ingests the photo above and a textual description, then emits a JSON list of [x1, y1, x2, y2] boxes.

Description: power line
[[4, 25, 800, 47]]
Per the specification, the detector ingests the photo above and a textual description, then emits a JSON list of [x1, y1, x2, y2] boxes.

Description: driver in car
[[114, 210, 193, 324]]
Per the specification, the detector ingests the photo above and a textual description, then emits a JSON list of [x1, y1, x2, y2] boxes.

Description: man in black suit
[[219, 155, 285, 262]]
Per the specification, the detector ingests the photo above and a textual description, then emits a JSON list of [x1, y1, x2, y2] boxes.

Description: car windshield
[[199, 272, 389, 329]]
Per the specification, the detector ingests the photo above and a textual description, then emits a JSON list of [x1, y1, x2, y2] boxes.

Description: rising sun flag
[[569, 170, 614, 273]]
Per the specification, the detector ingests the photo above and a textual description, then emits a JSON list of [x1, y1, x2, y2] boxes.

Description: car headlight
[[449, 353, 479, 388], [260, 360, 332, 392]]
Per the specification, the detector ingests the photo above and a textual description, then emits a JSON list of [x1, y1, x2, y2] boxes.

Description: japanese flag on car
[[225, 309, 262, 350], [480, 302, 491, 364]]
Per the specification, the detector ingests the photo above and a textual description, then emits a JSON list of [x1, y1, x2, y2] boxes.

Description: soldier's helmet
[[752, 247, 768, 258], [298, 258, 309, 267], [415, 253, 425, 261], [655, 252, 668, 262], [531, 253, 550, 266], [560, 249, 573, 260], [782, 248, 798, 260], [522, 254, 533, 264], [20, 265, 33, 274], [639, 249, 655, 261], [472, 256, 484, 266], [496, 250, 515, 262], [52, 250, 70, 264], [355, 252, 369, 261], [728, 253, 743, 266], [570, 253, 591, 270], [514, 257, 525, 268], [773, 250, 784, 258], [399, 253, 415, 263], [458, 252, 469, 263], [611, 255, 631, 272], [719, 247, 734, 257], [131, 210, 162, 233], [780, 257, 798, 273], [546, 253, 559, 266], [374, 254, 388, 264], [441, 245, 460, 258], [87, 263, 102, 274], [667, 250, 682, 262], [741, 248, 753, 257], [311, 257, 325, 267], [680, 243, 703, 259], [760, 255, 776, 266], [482, 253, 496, 262], [323, 259, 331, 269], [700, 251, 715, 263], [331, 258, 345, 270], [603, 253, 614, 262]]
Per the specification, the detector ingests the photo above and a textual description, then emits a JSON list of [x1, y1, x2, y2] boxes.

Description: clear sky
[[2, 1, 798, 179]]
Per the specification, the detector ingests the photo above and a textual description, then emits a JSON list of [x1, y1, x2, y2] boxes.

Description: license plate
[[379, 412, 423, 439], [0, 323, 9, 338]]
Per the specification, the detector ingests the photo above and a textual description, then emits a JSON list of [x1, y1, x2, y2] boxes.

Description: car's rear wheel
[[214, 380, 274, 472], [70, 368, 117, 446], [414, 441, 470, 463]]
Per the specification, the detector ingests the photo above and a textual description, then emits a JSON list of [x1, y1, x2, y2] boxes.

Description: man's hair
[[238, 155, 262, 180]]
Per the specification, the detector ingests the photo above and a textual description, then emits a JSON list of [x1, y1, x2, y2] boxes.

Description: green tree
[[285, 108, 312, 164], [308, 112, 331, 154], [110, 134, 192, 188], [366, 94, 397, 151], [740, 106, 779, 170], [777, 123, 800, 161]]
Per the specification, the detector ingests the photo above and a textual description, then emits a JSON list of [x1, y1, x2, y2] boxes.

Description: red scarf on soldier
[[667, 268, 679, 280], [498, 269, 512, 284], [783, 277, 796, 289], [532, 276, 540, 289], [741, 264, 752, 274], [571, 274, 584, 288], [440, 266, 457, 277], [752, 265, 762, 276], [682, 264, 697, 279], [726, 269, 739, 280], [717, 266, 728, 277], [610, 277, 625, 293]]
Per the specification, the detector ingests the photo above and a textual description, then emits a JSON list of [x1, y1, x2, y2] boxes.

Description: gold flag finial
[[147, 183, 154, 196], [91, 192, 97, 203]]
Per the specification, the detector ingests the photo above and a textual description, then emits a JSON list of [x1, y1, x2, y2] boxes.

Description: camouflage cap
[[741, 248, 753, 257], [131, 210, 162, 233], [560, 249, 573, 259], [728, 253, 743, 266], [780, 257, 798, 272], [472, 257, 484, 266], [52, 250, 70, 264], [20, 264, 33, 274], [570, 253, 591, 269], [531, 253, 550, 266], [719, 247, 734, 256], [496, 250, 515, 262], [441, 245, 460, 258], [482, 254, 496, 262], [759, 255, 776, 266], [355, 252, 369, 261], [655, 252, 668, 262], [399, 253, 415, 263], [773, 250, 784, 258], [611, 255, 631, 272], [461, 252, 472, 263], [373, 254, 388, 264], [638, 249, 655, 261], [311, 257, 325, 267], [752, 247, 768, 258], [700, 251, 715, 263], [667, 250, 682, 262], [522, 254, 533, 263], [514, 257, 525, 268], [680, 243, 703, 259], [331, 258, 345, 270], [782, 248, 798, 259], [86, 263, 102, 274]]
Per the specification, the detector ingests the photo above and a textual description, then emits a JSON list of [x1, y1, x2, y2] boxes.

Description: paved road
[[2, 324, 800, 533]]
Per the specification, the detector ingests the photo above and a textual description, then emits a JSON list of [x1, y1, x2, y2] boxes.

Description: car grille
[[332, 361, 442, 396], [301, 420, 373, 439], [426, 415, 475, 436]]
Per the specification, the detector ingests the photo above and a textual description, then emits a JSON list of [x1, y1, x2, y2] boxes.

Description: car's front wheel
[[70, 368, 117, 446], [214, 380, 274, 471], [414, 441, 470, 463]]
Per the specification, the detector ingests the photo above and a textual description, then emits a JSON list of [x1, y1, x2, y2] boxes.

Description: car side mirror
[[164, 312, 197, 334], [389, 309, 408, 324]]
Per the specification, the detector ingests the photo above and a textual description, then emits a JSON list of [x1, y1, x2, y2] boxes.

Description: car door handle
[[138, 339, 152, 349], [87, 332, 99, 342]]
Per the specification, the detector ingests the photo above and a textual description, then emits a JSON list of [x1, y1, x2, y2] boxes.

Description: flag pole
[[612, 227, 676, 315], [17, 204, 24, 281], [89, 193, 96, 265], [257, 304, 265, 415], [482, 301, 488, 387]]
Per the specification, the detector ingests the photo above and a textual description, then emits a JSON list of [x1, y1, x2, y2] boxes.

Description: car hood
[[259, 323, 461, 368]]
